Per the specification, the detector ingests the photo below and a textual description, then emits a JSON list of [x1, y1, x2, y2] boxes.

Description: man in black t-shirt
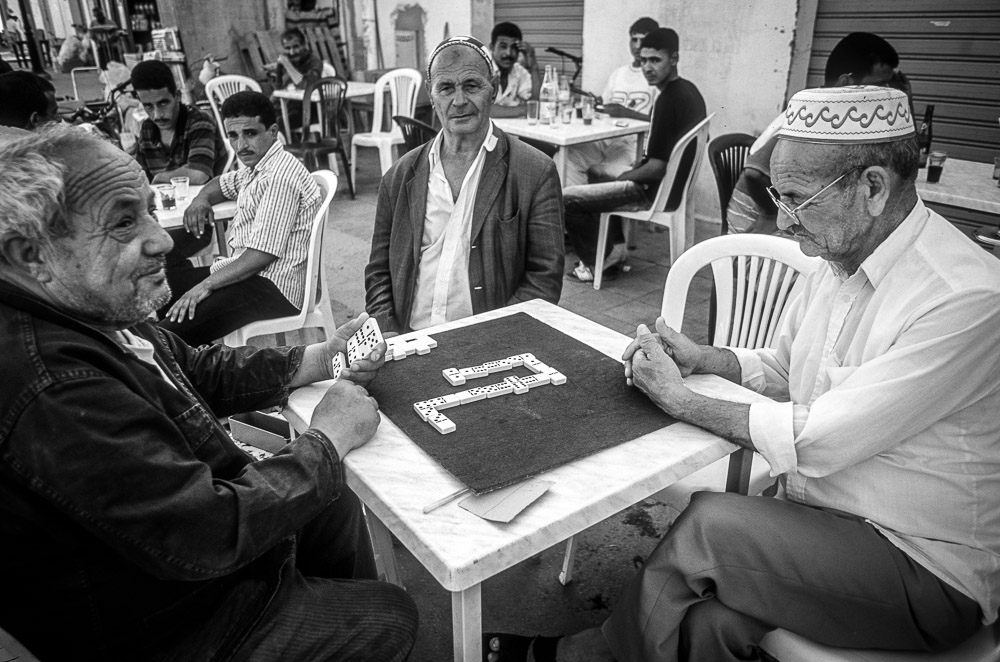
[[563, 27, 706, 283]]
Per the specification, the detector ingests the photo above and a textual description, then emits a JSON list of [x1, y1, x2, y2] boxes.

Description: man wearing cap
[[365, 35, 563, 333], [484, 86, 999, 661], [727, 32, 908, 236]]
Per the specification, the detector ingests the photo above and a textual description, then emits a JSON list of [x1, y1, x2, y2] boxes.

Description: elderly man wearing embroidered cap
[[483, 86, 1000, 662], [365, 35, 563, 334]]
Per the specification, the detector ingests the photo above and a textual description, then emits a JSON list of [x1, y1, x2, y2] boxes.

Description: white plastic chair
[[593, 113, 714, 290], [205, 75, 262, 174], [558, 234, 822, 585], [350, 68, 422, 184], [221, 170, 338, 346], [760, 619, 1000, 662]]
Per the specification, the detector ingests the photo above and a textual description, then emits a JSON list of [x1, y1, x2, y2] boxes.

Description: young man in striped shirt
[[158, 91, 321, 346]]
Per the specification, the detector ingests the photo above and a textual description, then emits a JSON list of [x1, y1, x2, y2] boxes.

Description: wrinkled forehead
[[63, 145, 150, 224], [431, 46, 492, 83]]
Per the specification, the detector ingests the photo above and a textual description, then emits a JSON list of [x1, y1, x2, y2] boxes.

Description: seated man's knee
[[680, 598, 769, 660], [674, 491, 752, 542]]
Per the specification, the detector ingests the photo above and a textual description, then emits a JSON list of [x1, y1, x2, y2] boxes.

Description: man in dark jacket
[[364, 35, 564, 334], [0, 125, 417, 661]]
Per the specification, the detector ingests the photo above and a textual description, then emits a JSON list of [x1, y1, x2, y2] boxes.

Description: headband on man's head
[[426, 35, 499, 82]]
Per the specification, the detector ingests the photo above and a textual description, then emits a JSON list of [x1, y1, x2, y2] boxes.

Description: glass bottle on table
[[539, 65, 558, 125], [916, 104, 934, 168]]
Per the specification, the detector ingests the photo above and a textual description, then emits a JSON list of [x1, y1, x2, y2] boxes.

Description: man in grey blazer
[[365, 35, 564, 334]]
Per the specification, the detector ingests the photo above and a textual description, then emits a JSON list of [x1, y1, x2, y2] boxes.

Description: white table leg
[[279, 97, 292, 143], [559, 535, 577, 585], [452, 584, 482, 662], [362, 505, 402, 586], [635, 131, 646, 162], [554, 147, 568, 184]]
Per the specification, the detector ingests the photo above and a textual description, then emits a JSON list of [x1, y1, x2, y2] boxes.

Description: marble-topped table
[[282, 299, 773, 661], [493, 116, 649, 183], [272, 81, 378, 143], [916, 158, 1000, 216], [155, 184, 238, 258]]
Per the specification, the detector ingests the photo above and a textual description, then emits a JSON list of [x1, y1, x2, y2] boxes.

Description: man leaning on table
[[564, 27, 706, 283], [486, 86, 1000, 662], [159, 91, 320, 346], [267, 27, 324, 133], [0, 123, 416, 662], [365, 35, 564, 334], [131, 59, 229, 267]]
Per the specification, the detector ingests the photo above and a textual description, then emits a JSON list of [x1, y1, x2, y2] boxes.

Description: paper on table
[[459, 479, 554, 523]]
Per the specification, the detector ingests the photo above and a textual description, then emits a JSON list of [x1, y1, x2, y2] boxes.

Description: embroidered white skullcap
[[427, 35, 499, 81], [780, 85, 914, 144]]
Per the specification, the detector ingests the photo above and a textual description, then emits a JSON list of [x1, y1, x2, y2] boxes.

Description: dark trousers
[[563, 180, 651, 268], [603, 492, 982, 662], [166, 226, 214, 268], [158, 265, 299, 346], [231, 490, 418, 661]]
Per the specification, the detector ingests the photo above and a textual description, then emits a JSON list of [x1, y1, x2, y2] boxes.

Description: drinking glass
[[526, 100, 540, 125], [170, 176, 190, 200]]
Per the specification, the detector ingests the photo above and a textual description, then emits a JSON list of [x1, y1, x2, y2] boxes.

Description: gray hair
[[836, 137, 920, 187], [0, 125, 106, 250]]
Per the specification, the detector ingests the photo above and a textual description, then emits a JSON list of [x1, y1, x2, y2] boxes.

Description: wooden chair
[[204, 75, 262, 173], [392, 114, 438, 154], [558, 233, 822, 585], [593, 113, 714, 290], [708, 132, 755, 235], [350, 68, 422, 186], [283, 77, 355, 198], [222, 170, 339, 346]]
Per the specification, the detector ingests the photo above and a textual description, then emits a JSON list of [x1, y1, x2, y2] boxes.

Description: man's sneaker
[[568, 262, 594, 282]]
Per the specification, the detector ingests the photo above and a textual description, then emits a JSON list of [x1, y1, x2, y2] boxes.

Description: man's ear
[[834, 73, 854, 86], [670, 53, 679, 66], [859, 166, 892, 216], [268, 123, 280, 138], [0, 234, 53, 282]]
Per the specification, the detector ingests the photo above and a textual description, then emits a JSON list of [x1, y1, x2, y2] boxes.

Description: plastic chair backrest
[[300, 76, 348, 143], [205, 75, 262, 134], [300, 170, 337, 312], [646, 113, 714, 216], [370, 68, 422, 137], [205, 75, 261, 172], [661, 234, 823, 349], [708, 132, 755, 234], [393, 114, 438, 154], [220, 170, 337, 346]]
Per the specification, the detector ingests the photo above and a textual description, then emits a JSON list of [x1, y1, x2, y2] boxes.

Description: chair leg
[[350, 142, 358, 194], [339, 147, 355, 199], [669, 212, 686, 265], [594, 213, 612, 290], [378, 143, 395, 174]]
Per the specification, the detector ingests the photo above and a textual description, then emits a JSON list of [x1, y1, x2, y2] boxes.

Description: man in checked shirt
[[158, 91, 320, 346]]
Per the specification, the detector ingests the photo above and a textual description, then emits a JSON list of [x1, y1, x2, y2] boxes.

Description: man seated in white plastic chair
[[563, 28, 705, 283], [482, 86, 999, 662], [159, 91, 320, 346]]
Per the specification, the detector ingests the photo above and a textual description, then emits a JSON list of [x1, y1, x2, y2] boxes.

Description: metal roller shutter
[[494, 0, 584, 82], [808, 0, 1000, 164]]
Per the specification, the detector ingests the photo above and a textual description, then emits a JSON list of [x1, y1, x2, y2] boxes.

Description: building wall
[[583, 0, 801, 225], [368, 0, 471, 73]]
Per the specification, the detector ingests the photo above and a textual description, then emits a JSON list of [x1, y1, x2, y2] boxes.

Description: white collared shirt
[[730, 200, 1000, 622], [408, 122, 498, 330], [494, 62, 532, 107]]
